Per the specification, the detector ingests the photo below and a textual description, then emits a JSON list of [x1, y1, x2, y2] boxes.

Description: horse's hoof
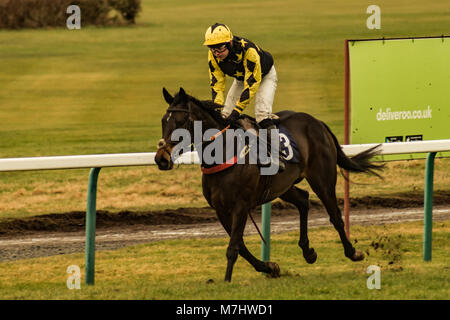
[[265, 262, 280, 278], [351, 250, 365, 261], [304, 249, 317, 264]]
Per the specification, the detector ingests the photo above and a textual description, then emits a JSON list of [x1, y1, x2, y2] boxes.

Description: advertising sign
[[347, 37, 450, 160]]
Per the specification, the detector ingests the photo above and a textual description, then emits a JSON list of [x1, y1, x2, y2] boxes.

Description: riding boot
[[265, 124, 286, 173], [258, 118, 286, 173]]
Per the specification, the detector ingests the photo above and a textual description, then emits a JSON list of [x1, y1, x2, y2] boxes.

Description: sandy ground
[[0, 203, 449, 262]]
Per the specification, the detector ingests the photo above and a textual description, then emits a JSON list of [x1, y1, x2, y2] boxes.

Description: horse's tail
[[321, 122, 385, 178]]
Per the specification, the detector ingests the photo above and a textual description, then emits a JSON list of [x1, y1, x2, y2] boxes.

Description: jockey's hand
[[225, 110, 240, 125]]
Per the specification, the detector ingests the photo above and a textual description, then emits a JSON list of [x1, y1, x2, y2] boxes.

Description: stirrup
[[258, 152, 286, 173], [276, 157, 286, 173]]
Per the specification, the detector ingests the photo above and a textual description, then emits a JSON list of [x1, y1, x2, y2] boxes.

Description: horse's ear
[[162, 87, 174, 105], [179, 87, 188, 103]]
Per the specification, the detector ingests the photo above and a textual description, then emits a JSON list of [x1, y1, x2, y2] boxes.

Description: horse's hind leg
[[306, 172, 364, 262], [279, 186, 317, 264]]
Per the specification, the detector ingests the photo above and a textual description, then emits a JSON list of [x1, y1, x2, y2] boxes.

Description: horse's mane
[[172, 90, 257, 127], [190, 96, 260, 127], [189, 95, 228, 126]]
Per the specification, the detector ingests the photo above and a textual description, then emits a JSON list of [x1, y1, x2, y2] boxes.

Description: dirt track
[[0, 192, 449, 262]]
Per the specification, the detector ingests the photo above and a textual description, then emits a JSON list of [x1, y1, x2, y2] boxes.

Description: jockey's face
[[210, 43, 230, 60]]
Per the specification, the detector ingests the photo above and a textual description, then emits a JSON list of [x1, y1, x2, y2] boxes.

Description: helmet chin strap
[[225, 40, 233, 52], [222, 40, 235, 60]]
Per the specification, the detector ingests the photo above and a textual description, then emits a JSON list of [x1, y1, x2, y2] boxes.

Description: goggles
[[208, 44, 227, 54]]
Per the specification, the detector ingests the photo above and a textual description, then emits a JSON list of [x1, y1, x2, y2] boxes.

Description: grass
[[2, 0, 450, 157], [0, 1, 449, 301], [1, 0, 450, 218], [0, 220, 448, 299]]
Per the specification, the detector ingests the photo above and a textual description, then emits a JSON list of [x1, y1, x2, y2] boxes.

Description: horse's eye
[[157, 139, 166, 148]]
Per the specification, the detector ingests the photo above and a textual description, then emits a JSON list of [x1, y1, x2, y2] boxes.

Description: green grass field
[[0, 1, 449, 300], [0, 220, 448, 299], [2, 0, 450, 157], [0, 0, 449, 218]]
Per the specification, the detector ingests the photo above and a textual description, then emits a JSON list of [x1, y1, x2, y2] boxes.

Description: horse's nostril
[[156, 155, 171, 170]]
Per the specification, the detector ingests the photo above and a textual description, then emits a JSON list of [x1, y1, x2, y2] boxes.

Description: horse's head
[[155, 87, 191, 170], [155, 87, 226, 170]]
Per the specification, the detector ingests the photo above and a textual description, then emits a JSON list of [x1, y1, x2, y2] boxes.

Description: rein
[[210, 124, 230, 141], [248, 211, 267, 245]]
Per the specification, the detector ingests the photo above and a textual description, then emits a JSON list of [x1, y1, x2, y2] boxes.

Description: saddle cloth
[[278, 124, 300, 163], [200, 123, 300, 174]]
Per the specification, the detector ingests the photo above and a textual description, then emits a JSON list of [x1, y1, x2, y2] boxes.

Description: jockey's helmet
[[203, 23, 233, 46]]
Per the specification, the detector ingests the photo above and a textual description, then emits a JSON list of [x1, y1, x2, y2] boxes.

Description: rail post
[[423, 152, 436, 261], [261, 202, 271, 262], [85, 167, 101, 285]]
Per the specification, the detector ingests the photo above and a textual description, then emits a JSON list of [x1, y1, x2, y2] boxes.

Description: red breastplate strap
[[200, 156, 237, 174]]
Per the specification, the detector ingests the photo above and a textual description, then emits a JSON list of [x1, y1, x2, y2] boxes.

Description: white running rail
[[0, 139, 449, 172]]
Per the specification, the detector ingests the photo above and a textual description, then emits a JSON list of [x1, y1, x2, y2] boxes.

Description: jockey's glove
[[225, 110, 240, 125]]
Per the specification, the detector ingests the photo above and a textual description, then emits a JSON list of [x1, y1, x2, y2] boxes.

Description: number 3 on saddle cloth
[[278, 125, 300, 163], [200, 124, 300, 174]]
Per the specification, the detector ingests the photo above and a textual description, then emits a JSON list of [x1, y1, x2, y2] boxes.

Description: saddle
[[236, 112, 300, 164], [201, 112, 300, 174]]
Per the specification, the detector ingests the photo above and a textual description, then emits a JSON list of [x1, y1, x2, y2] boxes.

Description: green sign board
[[347, 37, 450, 160]]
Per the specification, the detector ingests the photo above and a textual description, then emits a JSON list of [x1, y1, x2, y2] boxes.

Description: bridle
[[158, 107, 192, 151], [158, 103, 230, 152], [166, 107, 190, 113]]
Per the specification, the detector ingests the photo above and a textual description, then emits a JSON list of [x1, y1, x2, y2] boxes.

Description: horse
[[155, 87, 384, 282]]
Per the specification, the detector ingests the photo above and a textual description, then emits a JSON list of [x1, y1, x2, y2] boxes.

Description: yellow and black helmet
[[203, 23, 233, 46]]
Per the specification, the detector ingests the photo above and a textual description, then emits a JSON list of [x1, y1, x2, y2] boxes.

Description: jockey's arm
[[208, 51, 226, 105], [234, 47, 262, 114]]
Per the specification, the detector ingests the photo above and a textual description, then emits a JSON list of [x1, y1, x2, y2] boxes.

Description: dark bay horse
[[155, 87, 383, 282]]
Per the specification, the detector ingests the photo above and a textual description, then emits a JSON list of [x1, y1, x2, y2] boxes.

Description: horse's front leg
[[224, 206, 249, 282], [216, 208, 280, 278]]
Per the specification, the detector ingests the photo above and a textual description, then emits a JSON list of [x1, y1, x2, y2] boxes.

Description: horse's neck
[[196, 126, 239, 166]]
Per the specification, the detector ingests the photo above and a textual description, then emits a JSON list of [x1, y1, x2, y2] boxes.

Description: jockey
[[203, 23, 285, 172]]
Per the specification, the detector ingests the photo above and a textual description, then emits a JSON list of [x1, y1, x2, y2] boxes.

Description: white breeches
[[221, 65, 277, 123]]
